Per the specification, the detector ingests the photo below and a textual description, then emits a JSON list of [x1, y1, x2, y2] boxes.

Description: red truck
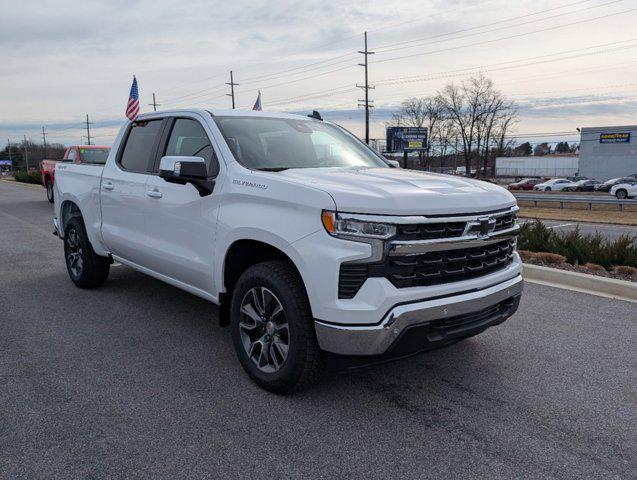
[[41, 145, 111, 202]]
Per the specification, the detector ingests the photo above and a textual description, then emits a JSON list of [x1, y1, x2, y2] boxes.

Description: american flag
[[126, 76, 140, 121], [252, 90, 262, 111]]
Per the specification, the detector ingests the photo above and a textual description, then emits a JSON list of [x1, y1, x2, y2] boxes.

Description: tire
[[230, 261, 323, 393], [64, 216, 110, 289], [616, 189, 628, 199], [45, 179, 54, 203], [576, 187, 583, 192], [545, 187, 551, 192]]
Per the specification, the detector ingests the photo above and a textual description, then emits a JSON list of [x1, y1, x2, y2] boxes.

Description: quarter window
[[66, 148, 76, 162], [165, 119, 218, 176], [120, 120, 163, 172]]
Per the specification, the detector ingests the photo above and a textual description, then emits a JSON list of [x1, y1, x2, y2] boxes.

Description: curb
[[523, 263, 637, 304], [0, 179, 42, 189]]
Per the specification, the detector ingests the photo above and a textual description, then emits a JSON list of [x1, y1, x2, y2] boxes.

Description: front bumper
[[315, 274, 523, 356]]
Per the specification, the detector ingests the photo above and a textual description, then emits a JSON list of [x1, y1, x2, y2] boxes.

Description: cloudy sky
[[1, 0, 636, 146]]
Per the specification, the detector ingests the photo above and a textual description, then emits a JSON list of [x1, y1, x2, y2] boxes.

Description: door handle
[[146, 189, 163, 198], [102, 181, 114, 191]]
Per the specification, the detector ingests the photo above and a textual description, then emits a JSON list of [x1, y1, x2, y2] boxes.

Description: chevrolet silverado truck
[[41, 145, 111, 202], [53, 109, 523, 393]]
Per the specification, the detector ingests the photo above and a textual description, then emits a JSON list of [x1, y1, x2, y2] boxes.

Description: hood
[[276, 167, 516, 215]]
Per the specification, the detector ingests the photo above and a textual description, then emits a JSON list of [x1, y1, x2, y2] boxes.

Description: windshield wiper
[[256, 167, 289, 172]]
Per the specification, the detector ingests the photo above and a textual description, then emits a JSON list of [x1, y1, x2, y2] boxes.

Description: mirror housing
[[387, 159, 400, 168], [159, 156, 214, 196]]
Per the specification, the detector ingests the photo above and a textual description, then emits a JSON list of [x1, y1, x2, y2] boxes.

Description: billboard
[[386, 126, 428, 152], [599, 132, 630, 144]]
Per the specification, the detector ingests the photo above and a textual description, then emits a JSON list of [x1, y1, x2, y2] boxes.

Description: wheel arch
[[218, 239, 311, 327]]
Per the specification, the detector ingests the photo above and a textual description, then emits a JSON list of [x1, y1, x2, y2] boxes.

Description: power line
[[373, 0, 623, 53], [373, 8, 637, 65], [41, 127, 47, 158]]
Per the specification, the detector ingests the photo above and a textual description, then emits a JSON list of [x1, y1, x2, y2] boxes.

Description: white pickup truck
[[53, 109, 523, 393]]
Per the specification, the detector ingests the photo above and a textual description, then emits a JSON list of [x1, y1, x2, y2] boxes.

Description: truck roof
[[136, 108, 317, 122], [70, 145, 111, 149]]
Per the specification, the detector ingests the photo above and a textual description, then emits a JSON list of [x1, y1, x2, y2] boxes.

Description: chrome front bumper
[[315, 274, 523, 356]]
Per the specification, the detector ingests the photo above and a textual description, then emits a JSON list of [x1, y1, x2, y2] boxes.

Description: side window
[[165, 119, 219, 177], [119, 120, 163, 172], [66, 148, 76, 162]]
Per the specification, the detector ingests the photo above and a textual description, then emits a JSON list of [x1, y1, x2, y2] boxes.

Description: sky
[[1, 0, 637, 147]]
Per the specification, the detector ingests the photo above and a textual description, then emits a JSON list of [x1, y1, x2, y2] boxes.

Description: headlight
[[321, 210, 396, 240]]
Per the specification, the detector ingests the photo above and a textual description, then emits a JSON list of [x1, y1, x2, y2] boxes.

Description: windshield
[[604, 178, 620, 184], [79, 148, 110, 164], [213, 116, 388, 171]]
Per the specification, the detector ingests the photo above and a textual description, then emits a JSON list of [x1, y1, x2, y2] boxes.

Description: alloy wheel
[[66, 228, 84, 278], [239, 286, 289, 373]]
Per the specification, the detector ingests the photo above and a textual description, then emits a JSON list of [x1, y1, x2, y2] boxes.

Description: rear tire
[[46, 179, 54, 203], [64, 216, 110, 289], [230, 261, 323, 393]]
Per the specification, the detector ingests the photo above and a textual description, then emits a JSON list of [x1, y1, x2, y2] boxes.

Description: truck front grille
[[338, 239, 516, 298], [393, 211, 516, 241]]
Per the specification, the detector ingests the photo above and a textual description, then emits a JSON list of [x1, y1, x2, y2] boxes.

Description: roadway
[[1, 180, 635, 479]]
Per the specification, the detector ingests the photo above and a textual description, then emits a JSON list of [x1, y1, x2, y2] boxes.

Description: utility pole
[[41, 126, 48, 158], [7, 139, 12, 171], [85, 114, 92, 145], [357, 31, 375, 144], [226, 70, 238, 109], [23, 135, 29, 171], [148, 93, 160, 112]]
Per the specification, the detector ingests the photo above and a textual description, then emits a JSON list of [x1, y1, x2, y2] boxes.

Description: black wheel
[[46, 179, 54, 203], [230, 261, 323, 393], [576, 187, 583, 192], [545, 187, 551, 192], [616, 189, 627, 199], [64, 216, 110, 288]]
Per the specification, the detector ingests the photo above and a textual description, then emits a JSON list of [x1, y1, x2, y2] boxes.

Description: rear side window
[[120, 120, 163, 172], [79, 148, 110, 164], [165, 119, 218, 177]]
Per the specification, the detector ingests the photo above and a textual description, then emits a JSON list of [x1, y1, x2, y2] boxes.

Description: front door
[[100, 119, 164, 262], [142, 117, 221, 294]]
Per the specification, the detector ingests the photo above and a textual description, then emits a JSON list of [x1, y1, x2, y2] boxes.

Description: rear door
[[100, 118, 166, 262], [142, 116, 221, 293]]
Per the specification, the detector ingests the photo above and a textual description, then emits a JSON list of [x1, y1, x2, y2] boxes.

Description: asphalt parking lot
[[1, 180, 636, 480]]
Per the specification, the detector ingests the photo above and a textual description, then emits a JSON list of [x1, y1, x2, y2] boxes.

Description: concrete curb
[[523, 263, 637, 304], [0, 179, 41, 189]]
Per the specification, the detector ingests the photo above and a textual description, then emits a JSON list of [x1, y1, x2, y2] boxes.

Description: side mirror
[[159, 156, 214, 197], [387, 160, 400, 168]]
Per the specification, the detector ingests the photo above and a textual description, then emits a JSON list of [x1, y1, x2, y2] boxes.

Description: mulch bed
[[519, 250, 637, 283]]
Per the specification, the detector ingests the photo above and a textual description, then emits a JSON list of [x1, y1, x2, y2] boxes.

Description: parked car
[[594, 177, 636, 192], [41, 145, 111, 202], [53, 109, 522, 393], [610, 181, 637, 199], [567, 176, 589, 182], [563, 179, 599, 192], [507, 178, 542, 190], [533, 178, 572, 192]]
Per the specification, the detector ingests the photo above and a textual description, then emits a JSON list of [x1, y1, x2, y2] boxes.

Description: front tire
[[230, 261, 323, 393], [64, 216, 110, 288], [545, 187, 551, 192], [616, 189, 628, 199], [45, 179, 54, 203]]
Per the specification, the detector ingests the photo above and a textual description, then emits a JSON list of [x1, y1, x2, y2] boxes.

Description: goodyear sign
[[599, 132, 630, 143], [386, 127, 428, 152]]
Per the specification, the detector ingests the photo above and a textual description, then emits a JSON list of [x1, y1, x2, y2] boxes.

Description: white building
[[495, 156, 579, 178], [578, 125, 637, 181]]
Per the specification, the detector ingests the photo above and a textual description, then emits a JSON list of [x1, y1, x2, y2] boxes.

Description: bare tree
[[438, 75, 517, 176]]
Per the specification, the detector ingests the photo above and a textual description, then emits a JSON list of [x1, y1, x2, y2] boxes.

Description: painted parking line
[[546, 223, 573, 229]]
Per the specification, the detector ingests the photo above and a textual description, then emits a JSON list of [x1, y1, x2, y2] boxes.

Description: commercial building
[[495, 155, 578, 178], [578, 125, 637, 181]]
